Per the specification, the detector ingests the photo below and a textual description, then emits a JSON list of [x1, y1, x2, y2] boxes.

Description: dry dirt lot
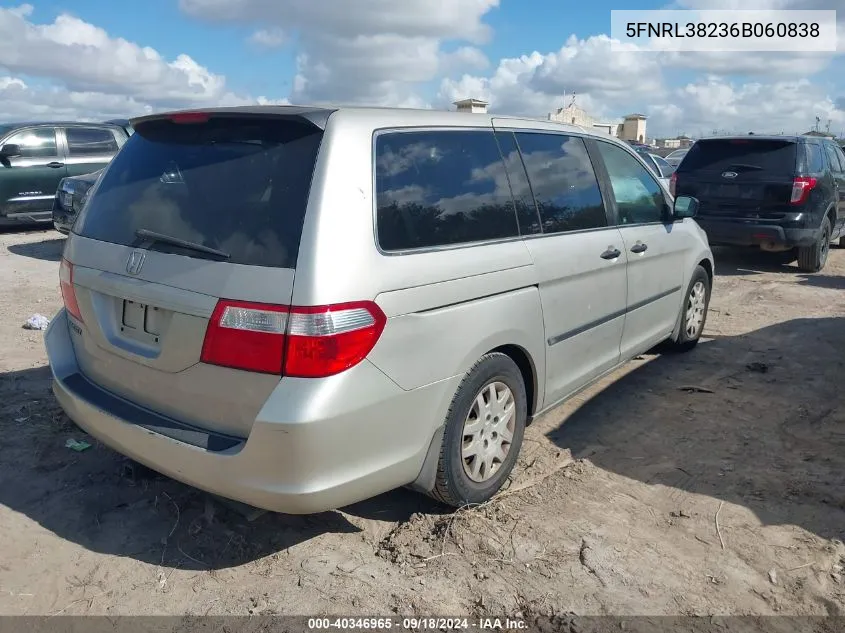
[[0, 228, 843, 621]]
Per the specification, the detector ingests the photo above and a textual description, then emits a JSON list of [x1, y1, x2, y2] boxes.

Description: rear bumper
[[45, 309, 459, 514], [696, 217, 820, 249], [51, 207, 73, 234]]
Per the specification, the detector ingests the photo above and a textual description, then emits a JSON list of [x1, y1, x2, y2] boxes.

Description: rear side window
[[823, 143, 844, 174], [805, 143, 825, 173], [514, 132, 606, 234], [375, 130, 519, 251], [74, 117, 323, 268], [66, 127, 119, 156], [678, 139, 798, 175]]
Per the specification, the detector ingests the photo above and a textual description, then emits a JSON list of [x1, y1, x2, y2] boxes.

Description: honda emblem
[[126, 250, 146, 276]]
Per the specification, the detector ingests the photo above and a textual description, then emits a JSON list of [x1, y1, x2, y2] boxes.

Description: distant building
[[548, 104, 648, 143], [621, 114, 647, 144], [657, 136, 693, 149], [802, 130, 836, 139], [453, 98, 488, 114]]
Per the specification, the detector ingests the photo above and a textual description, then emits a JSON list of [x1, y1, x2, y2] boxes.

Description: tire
[[839, 235, 845, 248], [664, 265, 711, 353], [797, 216, 831, 273], [429, 353, 527, 508]]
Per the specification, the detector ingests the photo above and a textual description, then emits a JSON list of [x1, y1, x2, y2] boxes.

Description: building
[[657, 136, 693, 149], [548, 104, 648, 143], [621, 114, 647, 144], [453, 98, 488, 114]]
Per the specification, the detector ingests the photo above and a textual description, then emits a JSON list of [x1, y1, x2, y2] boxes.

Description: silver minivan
[[45, 106, 714, 513]]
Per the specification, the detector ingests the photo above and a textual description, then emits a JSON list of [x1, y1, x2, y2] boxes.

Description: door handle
[[46, 162, 65, 169], [600, 247, 622, 260], [630, 242, 648, 254]]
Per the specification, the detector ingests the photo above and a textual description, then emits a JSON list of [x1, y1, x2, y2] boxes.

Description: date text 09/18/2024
[[306, 617, 529, 631]]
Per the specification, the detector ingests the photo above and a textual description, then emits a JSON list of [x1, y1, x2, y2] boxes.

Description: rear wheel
[[664, 265, 710, 353], [839, 235, 845, 248], [797, 217, 830, 273], [429, 353, 527, 508]]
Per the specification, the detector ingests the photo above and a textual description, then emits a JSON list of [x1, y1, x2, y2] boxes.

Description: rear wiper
[[135, 229, 230, 260], [726, 163, 764, 171]]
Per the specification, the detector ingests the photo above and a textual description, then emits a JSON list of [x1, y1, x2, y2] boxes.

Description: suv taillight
[[59, 258, 83, 322], [669, 172, 677, 197], [790, 176, 817, 205], [200, 300, 386, 377]]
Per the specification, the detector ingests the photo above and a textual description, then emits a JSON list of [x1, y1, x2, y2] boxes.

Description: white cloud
[[0, 5, 287, 120], [248, 27, 287, 49], [179, 0, 499, 105], [648, 77, 845, 136]]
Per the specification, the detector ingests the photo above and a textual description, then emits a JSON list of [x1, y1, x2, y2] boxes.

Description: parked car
[[672, 135, 845, 272], [0, 122, 129, 228], [634, 147, 675, 188], [52, 169, 102, 234], [45, 106, 713, 514], [664, 148, 690, 168]]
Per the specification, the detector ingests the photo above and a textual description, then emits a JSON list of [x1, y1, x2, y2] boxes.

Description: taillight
[[790, 176, 817, 205], [200, 299, 386, 377], [200, 300, 289, 374], [669, 172, 677, 197], [59, 258, 83, 322], [284, 302, 387, 378]]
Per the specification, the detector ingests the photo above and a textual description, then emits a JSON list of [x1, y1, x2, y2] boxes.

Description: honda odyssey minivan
[[45, 106, 714, 513]]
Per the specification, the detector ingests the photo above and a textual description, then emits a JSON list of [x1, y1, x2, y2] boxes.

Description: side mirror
[[0, 143, 21, 158], [674, 195, 699, 219]]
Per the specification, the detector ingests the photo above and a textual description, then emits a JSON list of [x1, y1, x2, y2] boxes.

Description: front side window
[[3, 128, 58, 158], [513, 132, 607, 234], [66, 127, 119, 156], [376, 130, 519, 251], [596, 141, 666, 225]]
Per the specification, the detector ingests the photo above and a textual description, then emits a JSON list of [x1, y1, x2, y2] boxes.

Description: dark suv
[[0, 122, 129, 228], [671, 136, 845, 272]]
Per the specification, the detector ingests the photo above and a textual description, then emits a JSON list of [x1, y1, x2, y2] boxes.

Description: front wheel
[[664, 265, 711, 353], [428, 353, 527, 508]]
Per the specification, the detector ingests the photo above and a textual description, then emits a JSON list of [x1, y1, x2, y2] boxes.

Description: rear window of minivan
[[678, 138, 798, 175], [73, 116, 322, 269]]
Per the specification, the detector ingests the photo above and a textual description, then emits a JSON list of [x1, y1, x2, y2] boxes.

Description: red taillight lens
[[284, 302, 387, 378], [669, 172, 677, 197], [790, 176, 817, 205], [200, 299, 386, 377], [59, 258, 83, 322], [200, 300, 289, 374], [169, 112, 210, 124]]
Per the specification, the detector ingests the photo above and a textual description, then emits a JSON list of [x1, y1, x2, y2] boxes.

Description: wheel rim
[[461, 381, 515, 483], [685, 281, 707, 339], [820, 226, 830, 266]]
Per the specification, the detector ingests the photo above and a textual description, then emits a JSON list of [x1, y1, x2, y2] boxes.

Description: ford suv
[[671, 135, 845, 272]]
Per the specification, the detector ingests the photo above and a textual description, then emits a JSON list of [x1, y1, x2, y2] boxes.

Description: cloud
[[0, 4, 287, 120], [648, 77, 845, 136], [248, 27, 287, 49], [179, 0, 499, 105]]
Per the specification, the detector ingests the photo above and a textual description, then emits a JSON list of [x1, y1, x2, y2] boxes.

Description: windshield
[[73, 116, 323, 268]]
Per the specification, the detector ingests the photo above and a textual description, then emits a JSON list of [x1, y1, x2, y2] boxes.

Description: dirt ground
[[0, 228, 843, 620]]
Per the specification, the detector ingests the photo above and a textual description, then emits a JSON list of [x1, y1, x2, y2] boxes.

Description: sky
[[0, 0, 843, 138]]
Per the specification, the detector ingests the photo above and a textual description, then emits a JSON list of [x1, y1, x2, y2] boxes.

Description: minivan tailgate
[[65, 243, 296, 438], [58, 113, 325, 438]]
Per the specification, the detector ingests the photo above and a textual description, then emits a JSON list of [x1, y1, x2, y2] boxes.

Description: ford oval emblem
[[722, 171, 738, 179]]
